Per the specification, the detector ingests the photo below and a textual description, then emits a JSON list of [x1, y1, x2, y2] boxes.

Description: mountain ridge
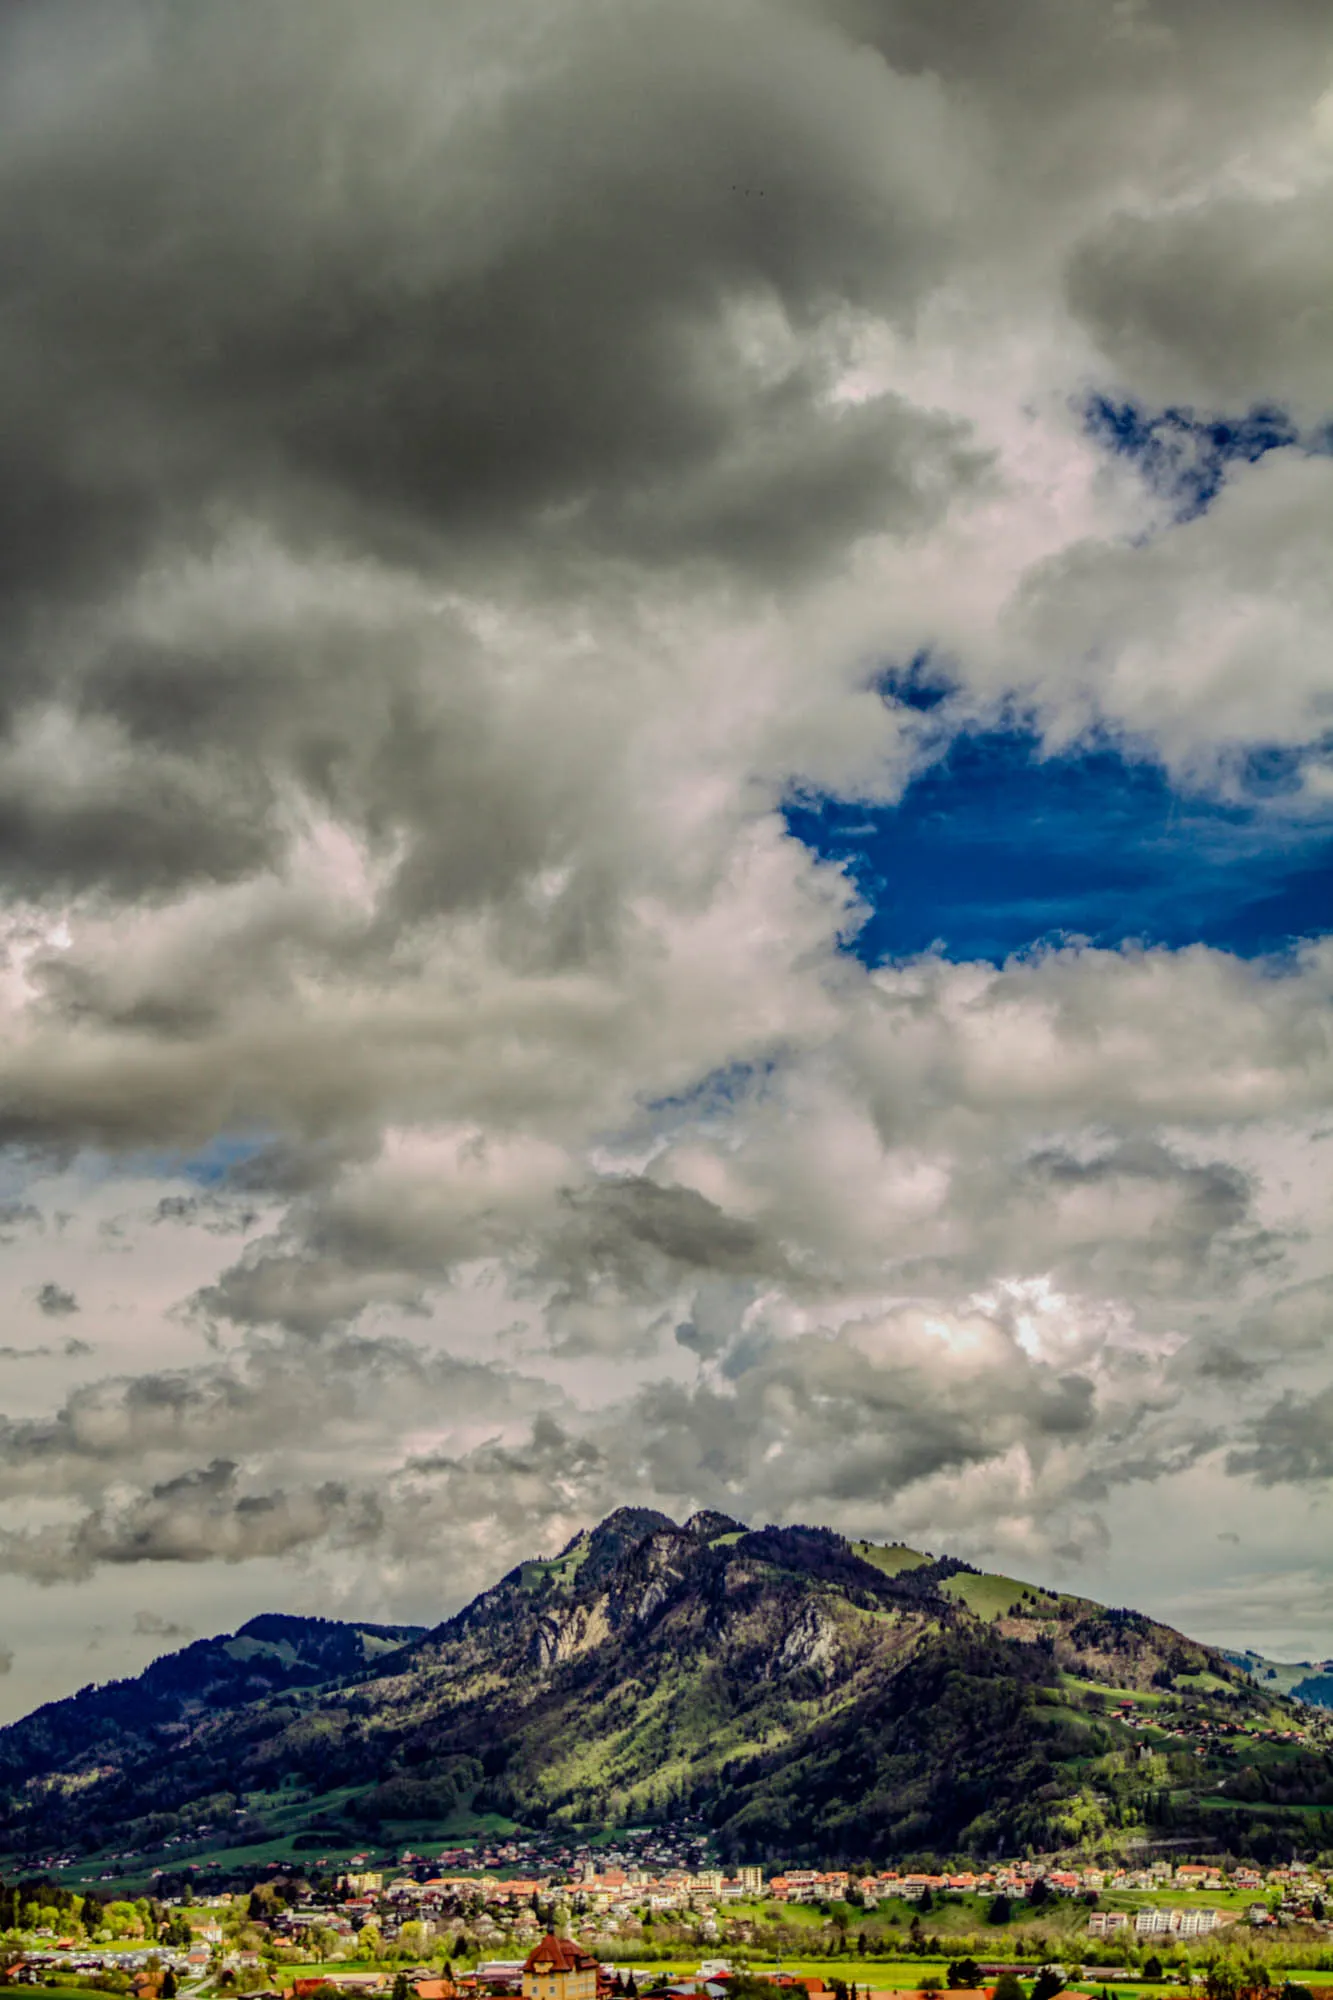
[[4, 1510, 1332, 1869]]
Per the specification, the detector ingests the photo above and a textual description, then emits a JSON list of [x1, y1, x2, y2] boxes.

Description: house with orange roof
[[522, 1936, 598, 2000]]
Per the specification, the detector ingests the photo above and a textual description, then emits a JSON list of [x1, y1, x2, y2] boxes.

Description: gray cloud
[[0, 0, 1329, 1668], [0, 1644, 12, 1676], [0, 1, 966, 582], [132, 1609, 194, 1639], [34, 1281, 79, 1317], [1228, 1386, 1333, 1487], [1070, 185, 1333, 418], [0, 1460, 363, 1583]]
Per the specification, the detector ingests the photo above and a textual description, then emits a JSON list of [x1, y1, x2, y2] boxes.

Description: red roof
[[523, 1937, 598, 1974]]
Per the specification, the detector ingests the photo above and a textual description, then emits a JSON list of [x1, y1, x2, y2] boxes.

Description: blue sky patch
[[785, 730, 1333, 966], [1084, 397, 1307, 518]]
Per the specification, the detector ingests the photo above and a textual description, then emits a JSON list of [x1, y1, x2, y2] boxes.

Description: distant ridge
[[1226, 1647, 1333, 1710]]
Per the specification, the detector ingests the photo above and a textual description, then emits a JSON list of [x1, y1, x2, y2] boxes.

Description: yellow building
[[522, 1935, 598, 2000]]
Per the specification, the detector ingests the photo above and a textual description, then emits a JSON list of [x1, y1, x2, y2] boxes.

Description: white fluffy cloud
[[0, 0, 1331, 1721]]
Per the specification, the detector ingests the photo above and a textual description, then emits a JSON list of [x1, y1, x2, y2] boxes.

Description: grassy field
[[26, 1959, 1333, 2000], [1098, 1887, 1256, 1912], [1059, 1677, 1170, 1709], [941, 1572, 1039, 1622], [42, 1818, 514, 1892], [849, 1543, 932, 1579]]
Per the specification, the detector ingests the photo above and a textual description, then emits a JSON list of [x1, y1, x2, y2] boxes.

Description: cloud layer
[[0, 0, 1332, 1717]]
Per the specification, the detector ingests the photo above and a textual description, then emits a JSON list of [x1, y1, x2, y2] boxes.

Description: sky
[[1, 0, 1333, 1725]]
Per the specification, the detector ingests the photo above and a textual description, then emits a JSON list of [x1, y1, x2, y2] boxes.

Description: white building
[[1134, 1908, 1222, 1938]]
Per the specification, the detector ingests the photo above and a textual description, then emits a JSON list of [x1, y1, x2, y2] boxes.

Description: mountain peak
[[684, 1508, 745, 1540], [2, 1517, 1327, 1870]]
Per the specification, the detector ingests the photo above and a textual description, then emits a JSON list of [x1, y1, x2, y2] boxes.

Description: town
[[8, 1841, 1333, 2000]]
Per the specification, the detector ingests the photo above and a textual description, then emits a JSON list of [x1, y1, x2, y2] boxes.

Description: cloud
[[34, 1281, 78, 1317], [0, 0, 1329, 1659], [132, 1609, 194, 1640], [1070, 184, 1333, 420], [0, 1644, 12, 1676], [0, 1461, 364, 1583], [1228, 1386, 1333, 1487], [1003, 451, 1333, 773]]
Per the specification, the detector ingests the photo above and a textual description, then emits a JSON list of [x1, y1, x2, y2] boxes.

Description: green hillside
[[1227, 1648, 1333, 1710], [3, 1513, 1331, 1872]]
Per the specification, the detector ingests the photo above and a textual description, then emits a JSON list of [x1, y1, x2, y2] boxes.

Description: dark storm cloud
[[0, 0, 988, 905], [0, 0, 968, 590]]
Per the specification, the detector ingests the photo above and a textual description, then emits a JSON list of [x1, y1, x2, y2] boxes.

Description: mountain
[[3, 1512, 1332, 1870], [1226, 1648, 1333, 1710], [0, 1613, 424, 1830]]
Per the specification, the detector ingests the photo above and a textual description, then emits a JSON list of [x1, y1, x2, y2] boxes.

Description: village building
[[522, 1936, 598, 2000]]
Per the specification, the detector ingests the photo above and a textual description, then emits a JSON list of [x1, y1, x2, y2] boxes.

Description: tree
[[1027, 1881, 1051, 1911], [993, 1976, 1026, 2000], [1202, 1958, 1242, 2000], [1032, 1970, 1064, 2000], [948, 1961, 982, 1989], [918, 1890, 935, 1916], [162, 1974, 178, 1999], [1143, 1960, 1163, 1983], [988, 1897, 1012, 1926], [393, 1976, 410, 2000]]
